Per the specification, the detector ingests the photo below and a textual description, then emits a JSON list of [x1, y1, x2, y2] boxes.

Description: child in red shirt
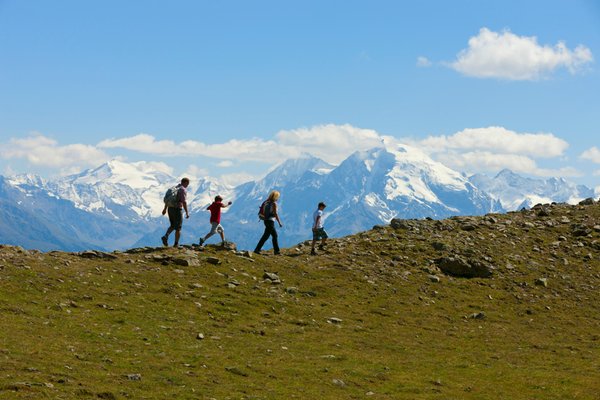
[[199, 195, 232, 247]]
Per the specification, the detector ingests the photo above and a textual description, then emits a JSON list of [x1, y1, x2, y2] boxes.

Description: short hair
[[215, 195, 223, 201], [268, 190, 280, 201], [318, 202, 326, 208], [181, 177, 190, 185]]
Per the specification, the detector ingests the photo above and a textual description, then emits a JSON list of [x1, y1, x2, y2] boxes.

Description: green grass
[[1, 202, 599, 399]]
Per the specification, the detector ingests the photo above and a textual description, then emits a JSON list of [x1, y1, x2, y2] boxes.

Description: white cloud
[[183, 164, 210, 179], [0, 133, 111, 171], [435, 150, 581, 178], [275, 124, 389, 163], [450, 28, 593, 80], [98, 124, 390, 165], [418, 126, 568, 158], [216, 160, 234, 167], [580, 146, 600, 163], [219, 172, 260, 186], [417, 56, 432, 67]]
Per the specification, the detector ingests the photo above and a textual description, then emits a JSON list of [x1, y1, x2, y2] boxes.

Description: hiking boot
[[318, 244, 326, 251], [161, 236, 168, 247], [253, 250, 261, 255], [310, 249, 317, 256], [198, 238, 205, 246]]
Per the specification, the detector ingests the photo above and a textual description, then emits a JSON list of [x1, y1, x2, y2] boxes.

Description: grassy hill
[[1, 201, 599, 399]]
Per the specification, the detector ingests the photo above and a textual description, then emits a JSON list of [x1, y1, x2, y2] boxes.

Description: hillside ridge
[[1, 200, 599, 398]]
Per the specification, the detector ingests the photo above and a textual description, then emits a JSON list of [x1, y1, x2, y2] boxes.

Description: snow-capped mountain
[[204, 144, 502, 250], [469, 169, 595, 210], [1, 145, 596, 251]]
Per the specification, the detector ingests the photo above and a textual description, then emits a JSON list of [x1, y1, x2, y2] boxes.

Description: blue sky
[[1, 0, 599, 189]]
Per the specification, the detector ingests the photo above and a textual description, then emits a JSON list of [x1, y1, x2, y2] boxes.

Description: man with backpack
[[254, 190, 283, 255], [161, 177, 190, 247]]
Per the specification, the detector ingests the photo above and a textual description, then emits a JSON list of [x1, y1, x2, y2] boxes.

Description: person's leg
[[270, 223, 280, 254], [169, 207, 183, 247], [201, 223, 219, 245], [217, 225, 225, 244], [318, 229, 328, 250], [254, 221, 272, 253]]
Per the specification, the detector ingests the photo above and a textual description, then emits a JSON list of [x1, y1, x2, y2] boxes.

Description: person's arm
[[178, 188, 189, 218], [222, 201, 232, 208], [273, 202, 282, 227], [162, 204, 167, 215]]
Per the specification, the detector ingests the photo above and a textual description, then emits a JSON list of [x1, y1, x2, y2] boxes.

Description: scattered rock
[[225, 366, 248, 377], [196, 333, 205, 340], [263, 272, 281, 284], [460, 223, 477, 231], [126, 373, 142, 381], [437, 256, 493, 278], [428, 275, 441, 283], [535, 278, 548, 287], [206, 257, 221, 265], [332, 379, 346, 387], [578, 198, 595, 206], [469, 312, 486, 320], [78, 250, 117, 260], [390, 219, 410, 230], [172, 257, 199, 267], [327, 317, 343, 324], [431, 242, 447, 251]]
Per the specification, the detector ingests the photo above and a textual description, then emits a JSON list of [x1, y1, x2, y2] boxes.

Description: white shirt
[[313, 209, 324, 229]]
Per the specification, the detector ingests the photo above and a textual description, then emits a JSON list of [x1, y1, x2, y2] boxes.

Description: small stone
[[206, 257, 221, 265], [126, 373, 142, 381], [470, 312, 486, 320], [263, 272, 281, 284], [196, 333, 205, 340], [535, 278, 548, 287], [428, 275, 440, 283], [332, 379, 346, 387], [327, 317, 343, 324]]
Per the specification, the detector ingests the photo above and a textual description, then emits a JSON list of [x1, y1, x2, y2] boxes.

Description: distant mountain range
[[1, 144, 596, 251]]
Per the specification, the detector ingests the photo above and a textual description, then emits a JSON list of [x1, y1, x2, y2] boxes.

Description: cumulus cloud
[[580, 146, 600, 163], [0, 133, 111, 170], [417, 56, 432, 67], [435, 150, 580, 178], [449, 28, 593, 80], [412, 126, 579, 178], [219, 172, 261, 186], [216, 160, 234, 167], [98, 124, 391, 165], [418, 126, 568, 158]]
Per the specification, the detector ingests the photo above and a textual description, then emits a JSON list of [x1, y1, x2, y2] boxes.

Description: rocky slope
[[0, 199, 599, 398]]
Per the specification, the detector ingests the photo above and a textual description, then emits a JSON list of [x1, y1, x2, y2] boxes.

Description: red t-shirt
[[207, 201, 224, 223]]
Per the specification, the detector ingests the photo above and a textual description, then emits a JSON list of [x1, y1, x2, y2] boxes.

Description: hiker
[[311, 202, 328, 255], [198, 195, 232, 247], [254, 190, 283, 255], [161, 177, 190, 247]]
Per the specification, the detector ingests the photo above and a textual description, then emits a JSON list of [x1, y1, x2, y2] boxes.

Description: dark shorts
[[312, 228, 328, 241], [168, 207, 183, 230]]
